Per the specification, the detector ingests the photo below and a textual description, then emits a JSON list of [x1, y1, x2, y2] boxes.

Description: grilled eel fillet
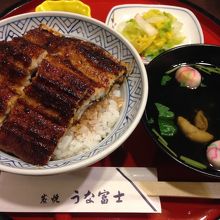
[[0, 25, 127, 165], [24, 25, 127, 90], [0, 38, 47, 124], [25, 55, 106, 123]]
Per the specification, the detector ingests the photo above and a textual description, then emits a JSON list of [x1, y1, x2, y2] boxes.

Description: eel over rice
[[0, 24, 128, 165]]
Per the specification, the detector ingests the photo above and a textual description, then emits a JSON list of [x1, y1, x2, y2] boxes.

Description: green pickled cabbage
[[118, 9, 185, 59]]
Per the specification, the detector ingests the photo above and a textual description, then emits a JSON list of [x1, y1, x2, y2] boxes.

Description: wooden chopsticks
[[136, 181, 220, 199]]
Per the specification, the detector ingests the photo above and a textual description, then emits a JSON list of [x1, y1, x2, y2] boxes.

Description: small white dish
[[106, 4, 204, 64]]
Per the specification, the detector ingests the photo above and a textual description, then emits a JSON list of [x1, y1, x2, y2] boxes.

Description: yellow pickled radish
[[35, 0, 91, 17]]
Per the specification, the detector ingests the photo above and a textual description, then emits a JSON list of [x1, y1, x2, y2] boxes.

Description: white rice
[[53, 84, 123, 160]]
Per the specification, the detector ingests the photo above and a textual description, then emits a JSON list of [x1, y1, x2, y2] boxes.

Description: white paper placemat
[[0, 167, 161, 213]]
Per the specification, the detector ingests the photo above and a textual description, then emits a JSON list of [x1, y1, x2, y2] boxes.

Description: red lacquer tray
[[1, 0, 220, 219]]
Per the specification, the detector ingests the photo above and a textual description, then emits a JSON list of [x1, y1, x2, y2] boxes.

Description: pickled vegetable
[[117, 9, 185, 59]]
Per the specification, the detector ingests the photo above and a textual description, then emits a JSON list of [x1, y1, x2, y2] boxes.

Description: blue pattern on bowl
[[0, 12, 147, 174]]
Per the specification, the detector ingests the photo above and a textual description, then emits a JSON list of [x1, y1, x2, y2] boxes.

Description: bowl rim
[[147, 43, 220, 60], [143, 43, 220, 179], [0, 11, 148, 175]]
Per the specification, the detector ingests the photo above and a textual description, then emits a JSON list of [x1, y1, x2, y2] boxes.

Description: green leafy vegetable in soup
[[155, 103, 177, 136]]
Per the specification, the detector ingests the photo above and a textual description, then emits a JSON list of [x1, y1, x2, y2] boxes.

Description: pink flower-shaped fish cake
[[175, 66, 201, 89], [207, 140, 220, 169]]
